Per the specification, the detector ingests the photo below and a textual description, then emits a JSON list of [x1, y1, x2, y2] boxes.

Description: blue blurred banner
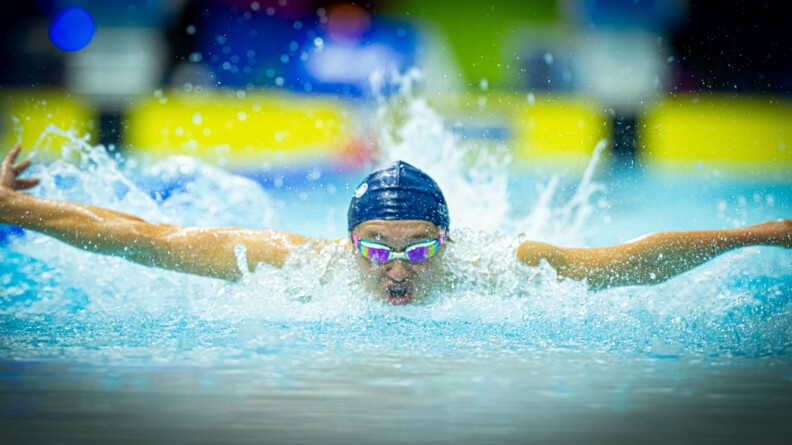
[[188, 1, 417, 96]]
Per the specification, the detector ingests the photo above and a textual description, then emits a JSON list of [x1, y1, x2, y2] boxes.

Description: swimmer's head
[[347, 161, 449, 232]]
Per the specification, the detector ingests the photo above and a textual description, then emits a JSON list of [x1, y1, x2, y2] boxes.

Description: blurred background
[[1, 0, 790, 182]]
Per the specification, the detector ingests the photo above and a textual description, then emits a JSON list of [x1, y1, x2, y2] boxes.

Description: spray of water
[[516, 140, 607, 243], [369, 69, 513, 232], [368, 68, 606, 244]]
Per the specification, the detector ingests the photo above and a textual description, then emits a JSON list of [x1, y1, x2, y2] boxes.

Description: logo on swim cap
[[347, 160, 450, 231], [354, 182, 368, 198]]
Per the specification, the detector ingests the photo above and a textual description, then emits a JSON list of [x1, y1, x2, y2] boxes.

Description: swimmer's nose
[[385, 259, 414, 282]]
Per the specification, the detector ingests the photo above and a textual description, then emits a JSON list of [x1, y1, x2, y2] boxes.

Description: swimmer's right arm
[[0, 145, 309, 281], [517, 220, 792, 290]]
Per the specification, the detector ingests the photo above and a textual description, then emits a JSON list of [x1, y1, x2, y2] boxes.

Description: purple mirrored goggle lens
[[406, 244, 433, 262], [366, 245, 391, 263]]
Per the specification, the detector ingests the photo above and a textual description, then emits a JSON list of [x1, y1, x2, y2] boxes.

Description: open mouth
[[386, 285, 412, 305]]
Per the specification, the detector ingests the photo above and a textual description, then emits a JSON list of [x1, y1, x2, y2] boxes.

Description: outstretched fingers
[[2, 144, 18, 165], [14, 178, 40, 190], [13, 157, 32, 175], [1, 144, 40, 191]]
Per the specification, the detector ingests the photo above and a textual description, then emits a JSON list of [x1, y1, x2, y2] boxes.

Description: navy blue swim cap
[[348, 161, 449, 232]]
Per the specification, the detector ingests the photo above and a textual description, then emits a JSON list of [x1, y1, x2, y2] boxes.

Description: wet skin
[[350, 220, 446, 305]]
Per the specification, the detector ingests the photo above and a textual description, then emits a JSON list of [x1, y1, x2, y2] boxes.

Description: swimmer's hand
[[743, 219, 792, 249], [517, 219, 792, 290], [0, 144, 40, 193]]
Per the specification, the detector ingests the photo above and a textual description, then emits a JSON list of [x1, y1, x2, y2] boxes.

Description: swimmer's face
[[350, 220, 446, 305]]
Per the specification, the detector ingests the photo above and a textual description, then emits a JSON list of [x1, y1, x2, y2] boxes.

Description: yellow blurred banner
[[641, 95, 792, 174], [125, 90, 355, 166], [0, 89, 96, 158], [512, 96, 608, 166], [3, 88, 790, 177], [428, 92, 609, 172]]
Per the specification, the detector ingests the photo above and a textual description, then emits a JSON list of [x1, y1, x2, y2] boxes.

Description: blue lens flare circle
[[49, 6, 96, 52]]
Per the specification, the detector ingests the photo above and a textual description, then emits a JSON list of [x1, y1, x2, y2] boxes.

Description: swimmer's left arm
[[517, 219, 792, 290]]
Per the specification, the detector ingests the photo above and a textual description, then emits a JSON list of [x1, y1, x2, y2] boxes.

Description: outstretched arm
[[1, 145, 310, 281], [517, 220, 792, 290]]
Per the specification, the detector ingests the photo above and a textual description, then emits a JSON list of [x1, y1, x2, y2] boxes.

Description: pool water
[[1, 96, 791, 444]]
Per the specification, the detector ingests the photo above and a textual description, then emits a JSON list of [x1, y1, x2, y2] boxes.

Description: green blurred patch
[[383, 0, 558, 86]]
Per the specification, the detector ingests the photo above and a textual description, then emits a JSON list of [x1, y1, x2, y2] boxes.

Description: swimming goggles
[[351, 231, 445, 264]]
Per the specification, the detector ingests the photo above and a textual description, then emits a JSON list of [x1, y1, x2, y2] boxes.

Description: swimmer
[[2, 144, 791, 304]]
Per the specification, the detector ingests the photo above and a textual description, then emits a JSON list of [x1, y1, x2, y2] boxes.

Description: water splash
[[368, 69, 606, 246], [369, 69, 513, 232], [26, 125, 164, 221], [515, 139, 607, 244]]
